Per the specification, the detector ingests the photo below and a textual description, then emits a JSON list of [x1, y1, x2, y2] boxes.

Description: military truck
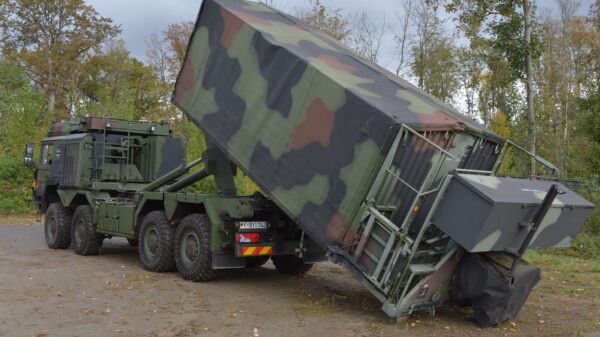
[[25, 117, 324, 280], [25, 0, 595, 327], [169, 0, 594, 326]]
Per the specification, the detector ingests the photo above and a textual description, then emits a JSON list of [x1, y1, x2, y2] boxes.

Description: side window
[[41, 144, 54, 165], [41, 144, 49, 165]]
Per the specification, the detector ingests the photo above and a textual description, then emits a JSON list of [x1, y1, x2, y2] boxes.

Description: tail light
[[236, 232, 260, 243]]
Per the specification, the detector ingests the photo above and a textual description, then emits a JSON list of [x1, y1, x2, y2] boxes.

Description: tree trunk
[[524, 0, 536, 176], [45, 57, 56, 120], [47, 88, 56, 118]]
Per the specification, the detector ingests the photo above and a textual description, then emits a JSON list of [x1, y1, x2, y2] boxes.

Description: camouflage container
[[173, 0, 593, 321], [173, 0, 503, 249]]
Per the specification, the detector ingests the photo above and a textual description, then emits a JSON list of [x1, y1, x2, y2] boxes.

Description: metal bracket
[[295, 230, 306, 258]]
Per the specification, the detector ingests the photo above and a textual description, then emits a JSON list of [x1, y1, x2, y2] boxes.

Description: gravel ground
[[0, 221, 598, 337]]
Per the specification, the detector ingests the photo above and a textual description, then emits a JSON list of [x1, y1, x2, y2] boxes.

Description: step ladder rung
[[409, 263, 435, 275]]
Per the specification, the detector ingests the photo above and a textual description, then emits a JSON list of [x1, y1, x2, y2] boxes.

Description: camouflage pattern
[[32, 116, 323, 264], [32, 117, 185, 213], [173, 0, 594, 321], [173, 0, 504, 250], [432, 174, 594, 252]]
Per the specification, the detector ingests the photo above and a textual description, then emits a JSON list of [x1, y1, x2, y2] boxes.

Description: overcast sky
[[86, 0, 595, 72]]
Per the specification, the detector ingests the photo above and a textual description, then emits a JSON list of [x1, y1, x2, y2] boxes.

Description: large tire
[[272, 255, 313, 275], [72, 205, 103, 256], [245, 256, 270, 268], [138, 211, 175, 272], [174, 214, 216, 281], [44, 203, 72, 249]]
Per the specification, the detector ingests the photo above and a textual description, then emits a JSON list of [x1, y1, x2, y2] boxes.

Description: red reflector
[[236, 232, 260, 243]]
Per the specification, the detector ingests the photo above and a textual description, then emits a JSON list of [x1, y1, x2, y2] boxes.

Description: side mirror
[[24, 143, 35, 167]]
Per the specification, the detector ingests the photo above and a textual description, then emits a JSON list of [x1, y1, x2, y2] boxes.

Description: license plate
[[237, 221, 268, 230]]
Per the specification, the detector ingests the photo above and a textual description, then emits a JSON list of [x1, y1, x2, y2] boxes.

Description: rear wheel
[[72, 205, 103, 256], [175, 214, 216, 281], [245, 256, 270, 268], [138, 211, 175, 272], [44, 203, 72, 249], [272, 255, 313, 275]]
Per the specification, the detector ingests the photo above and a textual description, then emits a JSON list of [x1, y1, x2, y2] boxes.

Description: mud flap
[[450, 252, 541, 327]]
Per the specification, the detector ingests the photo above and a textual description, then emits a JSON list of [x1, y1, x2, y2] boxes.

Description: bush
[[0, 153, 35, 214]]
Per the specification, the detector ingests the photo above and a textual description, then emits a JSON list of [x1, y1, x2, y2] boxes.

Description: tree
[[164, 21, 195, 80], [411, 37, 460, 102], [145, 33, 170, 85], [0, 58, 46, 153], [443, 0, 542, 175], [346, 12, 388, 63], [77, 40, 165, 121], [394, 0, 414, 76], [0, 0, 120, 120], [456, 47, 482, 119], [296, 0, 350, 41], [409, 2, 460, 103], [524, 0, 535, 174]]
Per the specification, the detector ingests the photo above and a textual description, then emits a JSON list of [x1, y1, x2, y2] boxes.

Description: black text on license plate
[[238, 221, 268, 230]]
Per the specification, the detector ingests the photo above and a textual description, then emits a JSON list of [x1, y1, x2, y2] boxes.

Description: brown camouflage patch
[[174, 57, 196, 104], [317, 55, 356, 73], [326, 212, 354, 246], [291, 98, 335, 150], [220, 7, 244, 49]]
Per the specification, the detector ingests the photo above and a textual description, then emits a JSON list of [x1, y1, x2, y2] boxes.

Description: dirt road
[[0, 222, 598, 337]]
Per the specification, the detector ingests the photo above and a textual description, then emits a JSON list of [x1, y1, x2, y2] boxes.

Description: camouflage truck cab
[[26, 117, 323, 282], [32, 117, 185, 212], [172, 0, 594, 326]]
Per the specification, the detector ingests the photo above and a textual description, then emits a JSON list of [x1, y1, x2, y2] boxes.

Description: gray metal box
[[432, 174, 594, 252]]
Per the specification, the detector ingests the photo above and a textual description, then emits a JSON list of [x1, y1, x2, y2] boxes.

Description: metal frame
[[336, 125, 566, 319], [347, 125, 463, 318], [493, 139, 560, 178]]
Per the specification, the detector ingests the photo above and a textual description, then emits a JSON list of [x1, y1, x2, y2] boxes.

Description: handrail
[[498, 140, 560, 177], [401, 124, 456, 159]]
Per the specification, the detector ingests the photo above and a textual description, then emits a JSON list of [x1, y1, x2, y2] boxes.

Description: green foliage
[[77, 40, 168, 121], [411, 37, 460, 102], [0, 153, 34, 214], [486, 5, 543, 81], [581, 94, 600, 146], [0, 0, 121, 120], [297, 0, 350, 41], [0, 58, 48, 153]]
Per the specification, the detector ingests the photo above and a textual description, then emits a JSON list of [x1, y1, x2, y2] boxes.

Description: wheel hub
[[145, 228, 160, 256], [47, 217, 57, 239], [73, 219, 83, 245], [182, 232, 200, 264]]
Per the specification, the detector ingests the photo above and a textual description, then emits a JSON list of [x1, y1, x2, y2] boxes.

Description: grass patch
[[525, 249, 600, 298]]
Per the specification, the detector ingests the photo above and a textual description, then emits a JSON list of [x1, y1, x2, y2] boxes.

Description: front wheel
[[272, 255, 313, 275], [174, 214, 216, 282], [138, 211, 175, 272], [44, 203, 72, 249]]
